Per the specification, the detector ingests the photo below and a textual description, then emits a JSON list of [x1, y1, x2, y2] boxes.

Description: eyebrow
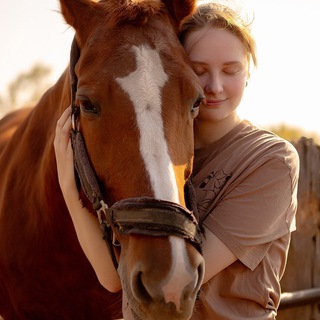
[[190, 60, 242, 66], [223, 61, 243, 66]]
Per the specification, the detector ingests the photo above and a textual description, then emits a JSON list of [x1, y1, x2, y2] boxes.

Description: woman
[[179, 3, 299, 319], [54, 2, 299, 319]]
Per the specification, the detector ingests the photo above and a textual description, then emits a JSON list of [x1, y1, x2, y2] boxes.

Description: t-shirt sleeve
[[203, 157, 298, 271]]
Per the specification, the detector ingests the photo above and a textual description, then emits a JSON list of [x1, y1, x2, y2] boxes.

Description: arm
[[54, 107, 121, 293], [202, 226, 237, 284], [199, 149, 299, 284]]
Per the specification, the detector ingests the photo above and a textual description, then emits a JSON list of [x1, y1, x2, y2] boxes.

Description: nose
[[204, 73, 223, 94], [131, 236, 204, 318], [161, 237, 204, 311]]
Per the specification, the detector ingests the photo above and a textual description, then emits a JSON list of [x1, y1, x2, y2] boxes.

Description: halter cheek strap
[[70, 128, 119, 269], [70, 37, 80, 124]]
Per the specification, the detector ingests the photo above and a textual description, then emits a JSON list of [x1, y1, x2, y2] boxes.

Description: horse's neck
[[26, 68, 71, 169], [0, 69, 70, 225], [0, 69, 71, 191], [31, 69, 70, 135]]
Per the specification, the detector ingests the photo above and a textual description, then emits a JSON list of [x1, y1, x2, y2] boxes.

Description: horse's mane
[[101, 0, 166, 26]]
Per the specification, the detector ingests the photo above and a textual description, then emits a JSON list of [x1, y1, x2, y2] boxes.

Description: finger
[[54, 107, 72, 146], [61, 116, 72, 137], [56, 106, 72, 134]]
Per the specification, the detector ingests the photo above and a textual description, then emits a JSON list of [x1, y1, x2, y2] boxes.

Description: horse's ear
[[59, 0, 99, 34], [162, 0, 196, 27]]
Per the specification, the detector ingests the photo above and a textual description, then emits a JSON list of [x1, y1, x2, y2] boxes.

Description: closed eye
[[224, 68, 241, 75]]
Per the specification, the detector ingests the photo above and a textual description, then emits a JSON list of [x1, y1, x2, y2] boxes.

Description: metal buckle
[[96, 200, 109, 225], [71, 112, 77, 132]]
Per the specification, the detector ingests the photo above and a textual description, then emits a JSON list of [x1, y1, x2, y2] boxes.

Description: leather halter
[[68, 37, 202, 270]]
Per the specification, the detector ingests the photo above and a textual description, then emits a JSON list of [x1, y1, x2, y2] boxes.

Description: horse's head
[[60, 0, 204, 319]]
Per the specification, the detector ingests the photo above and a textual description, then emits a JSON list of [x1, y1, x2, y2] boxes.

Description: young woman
[[178, 3, 299, 319], [54, 2, 299, 319]]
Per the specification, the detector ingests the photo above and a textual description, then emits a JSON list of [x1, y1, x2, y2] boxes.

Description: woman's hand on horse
[[54, 106, 77, 199]]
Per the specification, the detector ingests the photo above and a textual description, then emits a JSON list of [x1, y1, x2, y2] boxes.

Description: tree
[[269, 123, 320, 144], [1, 63, 52, 116]]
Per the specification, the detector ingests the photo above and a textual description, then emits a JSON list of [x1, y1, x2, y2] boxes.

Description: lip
[[204, 98, 226, 107]]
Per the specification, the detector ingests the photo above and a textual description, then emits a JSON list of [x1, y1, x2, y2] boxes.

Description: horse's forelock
[[101, 0, 165, 26]]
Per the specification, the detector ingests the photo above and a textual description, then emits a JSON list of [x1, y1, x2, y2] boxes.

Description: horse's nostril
[[182, 259, 205, 302], [133, 271, 153, 303], [196, 260, 205, 291]]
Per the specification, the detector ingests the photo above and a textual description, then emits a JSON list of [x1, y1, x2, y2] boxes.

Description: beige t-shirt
[[191, 120, 299, 320]]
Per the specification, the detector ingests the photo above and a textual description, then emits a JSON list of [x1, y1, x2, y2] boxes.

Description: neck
[[194, 112, 242, 149]]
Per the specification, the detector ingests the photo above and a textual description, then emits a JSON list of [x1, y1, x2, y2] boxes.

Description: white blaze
[[116, 46, 192, 312], [116, 45, 179, 203], [162, 237, 194, 311]]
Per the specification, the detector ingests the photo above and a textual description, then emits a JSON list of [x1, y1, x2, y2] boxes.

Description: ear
[[59, 0, 100, 39], [162, 0, 196, 28]]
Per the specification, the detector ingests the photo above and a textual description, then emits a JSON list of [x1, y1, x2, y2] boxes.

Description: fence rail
[[280, 288, 320, 310]]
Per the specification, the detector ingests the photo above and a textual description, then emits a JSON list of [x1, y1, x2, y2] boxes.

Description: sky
[[1, 0, 320, 136]]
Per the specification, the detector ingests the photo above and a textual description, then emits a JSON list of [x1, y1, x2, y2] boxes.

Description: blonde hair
[[179, 2, 257, 68]]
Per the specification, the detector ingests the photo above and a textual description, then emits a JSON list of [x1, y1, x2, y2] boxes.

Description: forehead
[[185, 27, 248, 65], [90, 2, 177, 52], [77, 19, 198, 86]]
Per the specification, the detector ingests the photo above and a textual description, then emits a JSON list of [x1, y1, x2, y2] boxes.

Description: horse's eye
[[191, 94, 205, 118], [78, 99, 97, 113]]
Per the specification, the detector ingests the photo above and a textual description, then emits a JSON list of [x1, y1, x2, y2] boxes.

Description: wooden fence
[[278, 137, 320, 320]]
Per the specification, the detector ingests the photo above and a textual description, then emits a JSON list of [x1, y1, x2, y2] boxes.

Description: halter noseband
[[68, 37, 202, 270]]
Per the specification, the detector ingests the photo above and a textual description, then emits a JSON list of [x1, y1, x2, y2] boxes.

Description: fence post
[[278, 137, 320, 320]]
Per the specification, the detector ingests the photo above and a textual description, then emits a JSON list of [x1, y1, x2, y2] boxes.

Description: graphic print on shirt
[[198, 170, 232, 215]]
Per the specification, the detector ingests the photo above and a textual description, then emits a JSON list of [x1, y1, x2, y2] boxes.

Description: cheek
[[225, 77, 245, 99]]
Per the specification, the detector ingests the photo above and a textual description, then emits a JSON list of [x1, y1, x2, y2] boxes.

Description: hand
[[54, 107, 77, 200]]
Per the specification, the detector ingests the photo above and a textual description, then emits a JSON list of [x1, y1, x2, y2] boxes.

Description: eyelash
[[194, 68, 208, 77], [224, 70, 240, 75], [194, 70, 239, 77]]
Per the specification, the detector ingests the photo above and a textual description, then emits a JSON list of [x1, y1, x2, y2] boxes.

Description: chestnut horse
[[0, 0, 205, 319]]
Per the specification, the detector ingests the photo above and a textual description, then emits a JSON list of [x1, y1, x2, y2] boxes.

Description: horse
[[0, 0, 205, 319], [0, 107, 33, 152]]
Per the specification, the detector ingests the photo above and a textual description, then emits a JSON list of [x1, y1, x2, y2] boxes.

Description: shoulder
[[192, 120, 300, 199], [236, 120, 299, 170]]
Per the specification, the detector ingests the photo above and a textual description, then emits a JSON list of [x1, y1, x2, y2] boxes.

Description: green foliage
[[8, 63, 52, 107], [0, 63, 52, 117], [269, 123, 320, 144]]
